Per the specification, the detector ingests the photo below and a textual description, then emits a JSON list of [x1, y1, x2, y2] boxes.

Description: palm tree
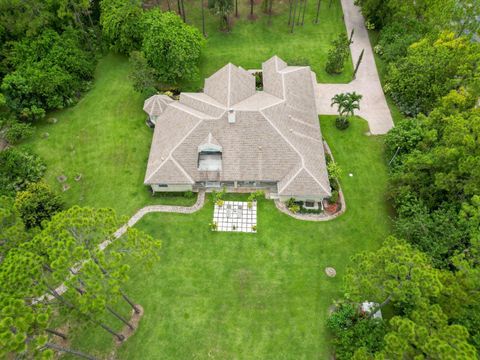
[[330, 92, 362, 118]]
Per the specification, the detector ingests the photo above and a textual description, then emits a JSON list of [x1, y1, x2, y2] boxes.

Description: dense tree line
[[328, 0, 480, 358]]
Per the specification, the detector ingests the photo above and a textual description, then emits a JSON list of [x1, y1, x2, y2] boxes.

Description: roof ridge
[[261, 102, 327, 194], [181, 92, 226, 109]]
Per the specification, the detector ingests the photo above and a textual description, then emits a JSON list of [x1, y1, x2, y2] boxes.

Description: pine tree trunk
[[167, 0, 171, 11], [201, 0, 206, 36], [45, 343, 97, 360], [46, 328, 68, 340], [250, 0, 254, 17], [181, 0, 186, 22], [288, 0, 293, 25], [235, 0, 238, 17], [315, 0, 320, 23], [121, 290, 141, 314], [268, 0, 273, 25], [177, 0, 182, 15], [107, 306, 134, 330], [301, 0, 307, 25], [296, 0, 302, 25], [291, 0, 298, 32]]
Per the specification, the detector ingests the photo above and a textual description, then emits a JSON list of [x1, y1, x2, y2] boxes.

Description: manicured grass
[[179, 0, 353, 90], [65, 116, 391, 359], [23, 54, 197, 217]]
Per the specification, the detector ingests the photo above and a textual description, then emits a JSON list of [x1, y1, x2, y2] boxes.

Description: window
[[198, 151, 222, 171]]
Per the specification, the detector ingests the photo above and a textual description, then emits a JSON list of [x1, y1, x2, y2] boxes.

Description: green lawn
[[179, 0, 353, 90], [23, 54, 197, 218], [64, 116, 391, 359]]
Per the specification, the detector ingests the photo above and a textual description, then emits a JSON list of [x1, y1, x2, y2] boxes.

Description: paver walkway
[[41, 191, 206, 300], [314, 0, 394, 135]]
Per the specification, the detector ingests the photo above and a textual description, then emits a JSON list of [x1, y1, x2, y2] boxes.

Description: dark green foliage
[[325, 33, 350, 74], [385, 32, 479, 116], [393, 198, 469, 267], [128, 51, 158, 96], [0, 148, 46, 196], [388, 90, 480, 208], [100, 0, 144, 54], [327, 303, 386, 360], [14, 182, 63, 229], [384, 118, 425, 168], [377, 20, 430, 63], [329, 190, 339, 204], [335, 116, 349, 130], [142, 10, 204, 85], [0, 117, 33, 144], [1, 28, 95, 120]]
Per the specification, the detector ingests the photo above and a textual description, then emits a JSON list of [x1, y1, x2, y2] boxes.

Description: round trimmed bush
[[335, 117, 350, 130]]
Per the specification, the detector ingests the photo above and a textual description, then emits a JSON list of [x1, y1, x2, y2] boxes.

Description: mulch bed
[[115, 305, 144, 346]]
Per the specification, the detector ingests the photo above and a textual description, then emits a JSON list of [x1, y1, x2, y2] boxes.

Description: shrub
[[0, 118, 33, 144], [209, 221, 218, 231], [335, 116, 350, 130], [329, 190, 339, 204], [288, 204, 300, 214], [253, 72, 263, 90], [327, 162, 342, 181], [327, 303, 386, 360], [0, 148, 46, 196], [216, 199, 224, 207], [14, 182, 63, 229], [129, 51, 158, 95], [325, 34, 350, 74], [184, 190, 195, 198]]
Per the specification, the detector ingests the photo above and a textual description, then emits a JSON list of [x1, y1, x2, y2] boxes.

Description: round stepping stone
[[325, 267, 336, 277], [349, 173, 353, 177], [57, 175, 67, 183]]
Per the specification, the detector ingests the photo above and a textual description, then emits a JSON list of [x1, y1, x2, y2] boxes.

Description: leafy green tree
[[344, 237, 442, 313], [385, 32, 479, 116], [141, 10, 204, 85], [0, 196, 30, 260], [388, 90, 480, 208], [0, 148, 46, 196], [380, 303, 476, 359], [1, 28, 95, 120], [376, 20, 430, 63], [325, 33, 350, 74], [14, 182, 63, 229], [99, 0, 144, 54]]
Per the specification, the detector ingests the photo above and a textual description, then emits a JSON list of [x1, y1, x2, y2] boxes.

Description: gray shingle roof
[[144, 56, 331, 198], [143, 94, 174, 116]]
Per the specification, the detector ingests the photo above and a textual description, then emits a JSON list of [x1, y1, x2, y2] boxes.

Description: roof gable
[[204, 63, 256, 107]]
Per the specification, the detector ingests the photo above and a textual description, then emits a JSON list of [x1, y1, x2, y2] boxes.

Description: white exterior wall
[[151, 184, 193, 192], [278, 195, 325, 202]]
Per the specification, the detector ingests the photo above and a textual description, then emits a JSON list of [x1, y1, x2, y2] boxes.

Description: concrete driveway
[[314, 0, 394, 135]]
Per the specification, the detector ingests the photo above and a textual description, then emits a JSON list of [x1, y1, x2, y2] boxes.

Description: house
[[143, 56, 331, 203]]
